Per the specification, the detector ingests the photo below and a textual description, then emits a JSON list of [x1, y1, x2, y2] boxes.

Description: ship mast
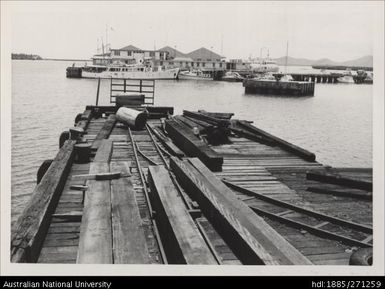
[[285, 41, 289, 74]]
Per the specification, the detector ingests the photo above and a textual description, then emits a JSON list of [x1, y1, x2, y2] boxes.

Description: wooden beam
[[236, 120, 316, 161], [306, 172, 372, 191], [148, 165, 217, 264], [110, 161, 152, 264], [71, 172, 124, 181], [198, 110, 234, 120], [183, 110, 230, 127], [91, 115, 116, 151], [229, 126, 275, 145], [11, 140, 76, 262], [165, 119, 223, 171], [307, 186, 372, 201], [170, 157, 312, 265], [77, 140, 113, 263]]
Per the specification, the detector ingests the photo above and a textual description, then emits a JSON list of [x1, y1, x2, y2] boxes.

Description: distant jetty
[[12, 53, 42, 60], [44, 58, 91, 62], [312, 65, 373, 72]]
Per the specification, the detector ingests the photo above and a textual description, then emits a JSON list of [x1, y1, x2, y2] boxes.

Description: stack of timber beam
[[165, 119, 223, 171], [182, 110, 232, 145]]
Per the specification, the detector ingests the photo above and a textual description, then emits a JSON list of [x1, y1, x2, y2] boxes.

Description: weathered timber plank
[[236, 120, 316, 161], [77, 140, 113, 263], [148, 165, 217, 264], [307, 186, 372, 201], [170, 157, 312, 265], [11, 140, 76, 263], [165, 119, 223, 171], [91, 115, 116, 151], [183, 110, 230, 127], [306, 172, 372, 191], [110, 161, 152, 264]]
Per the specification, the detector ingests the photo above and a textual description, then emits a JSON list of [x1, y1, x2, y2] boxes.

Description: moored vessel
[[221, 71, 244, 82], [178, 69, 213, 80], [81, 64, 180, 80]]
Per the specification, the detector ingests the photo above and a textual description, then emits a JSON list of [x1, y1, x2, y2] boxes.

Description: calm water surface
[[11, 60, 372, 225]]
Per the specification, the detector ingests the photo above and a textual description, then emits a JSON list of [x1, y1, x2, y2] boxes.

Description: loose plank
[[110, 161, 152, 264], [77, 140, 113, 263], [148, 165, 217, 264], [91, 114, 116, 151]]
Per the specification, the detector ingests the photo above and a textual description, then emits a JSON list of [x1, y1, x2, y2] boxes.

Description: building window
[[114, 50, 120, 56], [150, 51, 155, 57], [207, 59, 211, 61], [219, 63, 222, 68], [160, 61, 163, 65], [213, 63, 216, 68], [202, 62, 205, 67], [197, 63, 200, 67], [197, 58, 202, 61], [191, 62, 194, 67], [128, 51, 132, 56]]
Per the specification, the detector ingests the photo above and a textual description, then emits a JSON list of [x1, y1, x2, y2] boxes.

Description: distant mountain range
[[273, 55, 373, 68]]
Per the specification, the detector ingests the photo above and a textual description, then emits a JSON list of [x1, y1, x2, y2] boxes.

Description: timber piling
[[11, 80, 372, 265]]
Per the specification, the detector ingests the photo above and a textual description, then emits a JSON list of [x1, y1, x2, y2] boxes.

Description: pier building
[[91, 45, 226, 73]]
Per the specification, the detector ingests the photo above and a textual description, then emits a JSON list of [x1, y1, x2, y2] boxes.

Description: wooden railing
[[110, 78, 155, 106]]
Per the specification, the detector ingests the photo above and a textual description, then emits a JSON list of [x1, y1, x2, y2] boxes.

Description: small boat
[[221, 71, 244, 82], [81, 64, 180, 80], [337, 70, 355, 83], [178, 69, 212, 80]]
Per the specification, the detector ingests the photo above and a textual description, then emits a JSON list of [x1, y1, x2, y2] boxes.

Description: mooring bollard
[[69, 127, 85, 140], [74, 143, 92, 163]]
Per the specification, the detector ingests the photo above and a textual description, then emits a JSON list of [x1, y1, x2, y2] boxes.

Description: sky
[[3, 1, 379, 61]]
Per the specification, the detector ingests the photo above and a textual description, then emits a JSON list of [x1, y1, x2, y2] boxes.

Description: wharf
[[11, 93, 372, 265], [288, 73, 341, 83]]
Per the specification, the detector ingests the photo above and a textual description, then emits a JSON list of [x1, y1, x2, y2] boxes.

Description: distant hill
[[340, 55, 373, 67], [12, 53, 42, 60], [273, 55, 373, 68], [274, 56, 314, 66]]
